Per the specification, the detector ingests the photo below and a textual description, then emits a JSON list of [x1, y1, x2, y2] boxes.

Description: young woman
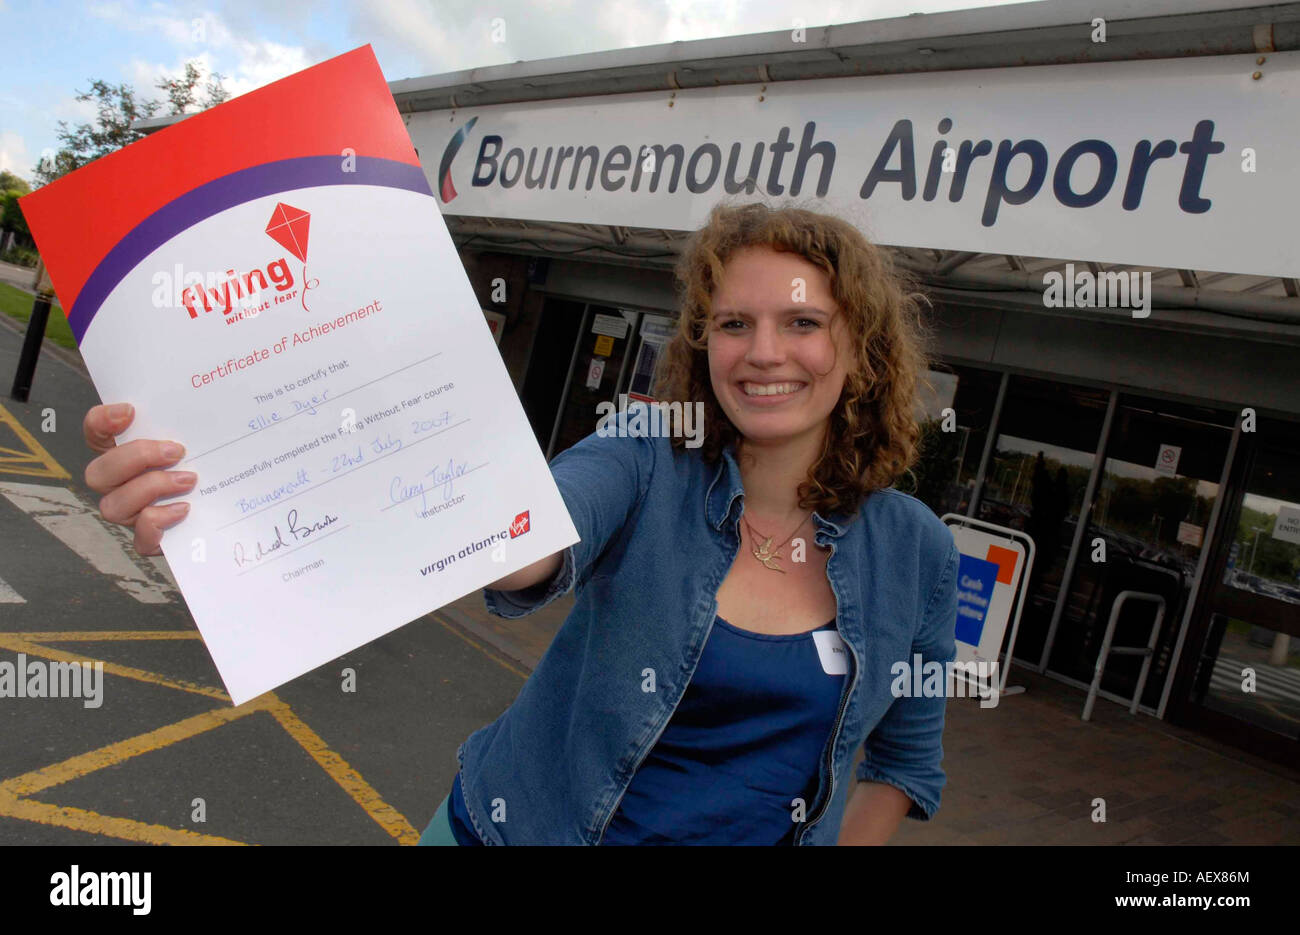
[[83, 202, 958, 846]]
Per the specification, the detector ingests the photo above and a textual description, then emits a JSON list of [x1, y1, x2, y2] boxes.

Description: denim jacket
[[458, 414, 959, 845]]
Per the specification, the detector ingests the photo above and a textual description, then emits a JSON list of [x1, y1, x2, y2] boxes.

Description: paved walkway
[[435, 588, 1300, 845]]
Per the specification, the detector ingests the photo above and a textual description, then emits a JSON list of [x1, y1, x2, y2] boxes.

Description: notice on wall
[[1273, 504, 1300, 545], [1177, 521, 1204, 548], [1155, 444, 1181, 476], [591, 313, 629, 339], [585, 357, 606, 389]]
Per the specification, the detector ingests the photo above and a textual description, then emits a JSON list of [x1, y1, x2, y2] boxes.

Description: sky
[[1, 0, 1036, 186]]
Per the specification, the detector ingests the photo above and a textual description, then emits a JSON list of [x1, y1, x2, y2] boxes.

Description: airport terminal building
[[142, 0, 1300, 767]]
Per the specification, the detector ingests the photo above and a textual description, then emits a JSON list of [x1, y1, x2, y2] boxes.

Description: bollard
[[10, 290, 53, 402]]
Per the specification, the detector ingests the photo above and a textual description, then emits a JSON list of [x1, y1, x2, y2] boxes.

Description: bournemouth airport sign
[[408, 52, 1300, 278]]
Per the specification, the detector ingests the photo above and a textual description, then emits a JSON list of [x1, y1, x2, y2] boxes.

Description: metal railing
[[1082, 590, 1166, 721]]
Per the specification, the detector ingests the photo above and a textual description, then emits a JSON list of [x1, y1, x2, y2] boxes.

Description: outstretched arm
[[836, 780, 912, 845]]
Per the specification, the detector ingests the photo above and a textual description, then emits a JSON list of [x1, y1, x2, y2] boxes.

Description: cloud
[[90, 2, 312, 106], [0, 131, 32, 180], [349, 0, 504, 75], [347, 0, 1024, 76], [218, 41, 313, 99], [52, 93, 100, 123]]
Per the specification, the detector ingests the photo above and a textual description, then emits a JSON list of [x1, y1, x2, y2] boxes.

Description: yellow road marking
[[0, 634, 228, 701], [1, 701, 267, 797], [263, 698, 419, 845], [0, 791, 246, 845], [10, 630, 201, 641], [0, 402, 69, 479], [0, 634, 418, 844]]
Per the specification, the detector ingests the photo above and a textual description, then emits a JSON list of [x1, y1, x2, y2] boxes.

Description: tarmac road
[[0, 308, 527, 845]]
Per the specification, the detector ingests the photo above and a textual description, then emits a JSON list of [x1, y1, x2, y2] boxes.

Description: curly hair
[[653, 201, 933, 518]]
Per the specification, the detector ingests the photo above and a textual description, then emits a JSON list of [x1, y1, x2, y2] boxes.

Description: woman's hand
[[83, 403, 195, 557]]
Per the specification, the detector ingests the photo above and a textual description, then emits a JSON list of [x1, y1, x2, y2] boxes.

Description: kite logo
[[265, 202, 321, 312], [438, 116, 478, 203], [265, 203, 309, 263]]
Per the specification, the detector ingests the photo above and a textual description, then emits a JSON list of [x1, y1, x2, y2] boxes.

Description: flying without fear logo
[[438, 116, 478, 203]]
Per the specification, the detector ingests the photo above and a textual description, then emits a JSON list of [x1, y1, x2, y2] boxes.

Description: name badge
[[812, 630, 849, 676]]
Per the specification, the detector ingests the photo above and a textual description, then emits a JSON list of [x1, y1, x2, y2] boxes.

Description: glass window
[[975, 377, 1111, 665], [1221, 447, 1300, 604], [900, 364, 1001, 518], [1046, 397, 1235, 706], [1185, 416, 1300, 741], [1195, 618, 1300, 740]]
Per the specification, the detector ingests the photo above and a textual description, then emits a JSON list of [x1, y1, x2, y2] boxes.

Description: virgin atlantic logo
[[438, 116, 478, 203], [510, 510, 530, 537]]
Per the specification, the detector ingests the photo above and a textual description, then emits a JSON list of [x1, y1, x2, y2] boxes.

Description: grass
[[0, 281, 77, 350]]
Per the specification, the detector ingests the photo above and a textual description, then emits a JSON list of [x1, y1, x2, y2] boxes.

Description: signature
[[389, 457, 469, 512], [232, 508, 341, 566]]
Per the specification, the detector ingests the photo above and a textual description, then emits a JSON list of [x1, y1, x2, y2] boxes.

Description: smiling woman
[[413, 201, 959, 846], [77, 193, 957, 845], [657, 201, 930, 513]]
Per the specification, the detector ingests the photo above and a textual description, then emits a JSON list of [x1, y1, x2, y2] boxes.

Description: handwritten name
[[232, 508, 341, 567], [389, 457, 469, 513], [248, 388, 332, 431]]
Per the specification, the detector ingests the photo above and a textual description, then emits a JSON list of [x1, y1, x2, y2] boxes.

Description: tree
[[157, 62, 230, 115], [3, 169, 33, 244], [32, 62, 229, 187], [2, 192, 30, 238], [0, 171, 31, 196]]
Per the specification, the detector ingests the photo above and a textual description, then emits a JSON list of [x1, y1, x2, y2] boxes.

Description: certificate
[[21, 46, 579, 705]]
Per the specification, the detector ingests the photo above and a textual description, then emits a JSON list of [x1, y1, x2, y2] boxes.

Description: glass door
[[902, 364, 1003, 518], [973, 377, 1111, 666], [1044, 397, 1234, 708], [1172, 416, 1300, 765], [548, 306, 638, 457]]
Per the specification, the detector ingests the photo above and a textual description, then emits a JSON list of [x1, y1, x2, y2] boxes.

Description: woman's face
[[706, 244, 855, 448]]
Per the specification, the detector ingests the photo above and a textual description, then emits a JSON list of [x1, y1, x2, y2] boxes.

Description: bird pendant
[[752, 536, 786, 573]]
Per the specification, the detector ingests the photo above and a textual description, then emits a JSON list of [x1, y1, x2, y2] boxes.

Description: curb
[[432, 603, 539, 676]]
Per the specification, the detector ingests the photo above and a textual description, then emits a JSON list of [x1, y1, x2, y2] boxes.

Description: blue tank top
[[448, 614, 849, 845], [448, 768, 482, 846], [603, 614, 847, 845]]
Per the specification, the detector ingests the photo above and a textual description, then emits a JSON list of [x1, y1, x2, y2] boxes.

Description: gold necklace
[[740, 512, 809, 573]]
